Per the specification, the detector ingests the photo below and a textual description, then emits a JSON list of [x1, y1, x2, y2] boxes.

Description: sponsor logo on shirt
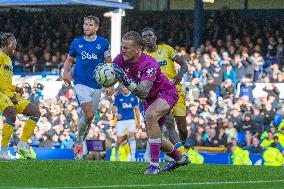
[[158, 60, 167, 66], [122, 103, 133, 109], [79, 45, 83, 48], [81, 51, 98, 60]]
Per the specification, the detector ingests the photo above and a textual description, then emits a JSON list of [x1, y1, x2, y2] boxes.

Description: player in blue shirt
[[63, 16, 112, 159], [112, 86, 140, 161]]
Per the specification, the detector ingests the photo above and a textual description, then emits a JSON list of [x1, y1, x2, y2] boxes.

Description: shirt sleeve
[[104, 39, 111, 58], [68, 40, 76, 58], [113, 96, 119, 107], [140, 59, 159, 82], [165, 45, 178, 60], [133, 96, 138, 106]]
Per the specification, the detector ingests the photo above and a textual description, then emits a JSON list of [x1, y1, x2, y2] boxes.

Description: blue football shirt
[[113, 93, 139, 121], [69, 35, 111, 89]]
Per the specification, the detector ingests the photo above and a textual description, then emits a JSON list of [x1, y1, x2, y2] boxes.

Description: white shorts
[[115, 119, 136, 137], [74, 84, 101, 110]]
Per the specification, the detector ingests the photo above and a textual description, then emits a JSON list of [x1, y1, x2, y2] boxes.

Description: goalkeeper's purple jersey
[[113, 53, 177, 103]]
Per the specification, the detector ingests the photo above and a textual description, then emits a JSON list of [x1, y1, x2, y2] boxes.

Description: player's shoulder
[[113, 53, 123, 65], [159, 43, 174, 51], [130, 93, 137, 99], [71, 36, 84, 44], [96, 35, 109, 42], [141, 53, 159, 66]]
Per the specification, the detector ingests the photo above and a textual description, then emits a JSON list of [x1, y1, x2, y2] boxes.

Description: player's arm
[[62, 55, 75, 86], [167, 45, 188, 84], [114, 65, 153, 99], [63, 40, 77, 86], [173, 55, 188, 84], [104, 42, 112, 63], [112, 105, 122, 120], [134, 105, 141, 128]]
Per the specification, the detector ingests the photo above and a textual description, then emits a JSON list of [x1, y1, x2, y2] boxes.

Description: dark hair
[[84, 15, 100, 25], [122, 31, 145, 48], [141, 27, 155, 35], [0, 32, 15, 48]]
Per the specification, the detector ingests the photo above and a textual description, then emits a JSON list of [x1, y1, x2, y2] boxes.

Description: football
[[94, 63, 118, 88]]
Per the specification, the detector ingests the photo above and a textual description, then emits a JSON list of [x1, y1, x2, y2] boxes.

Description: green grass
[[0, 161, 284, 189]]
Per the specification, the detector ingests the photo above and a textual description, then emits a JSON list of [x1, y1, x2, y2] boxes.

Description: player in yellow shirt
[[142, 28, 188, 154], [0, 33, 41, 160]]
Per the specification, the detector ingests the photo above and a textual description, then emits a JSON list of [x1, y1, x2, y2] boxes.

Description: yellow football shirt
[[0, 50, 16, 97], [144, 44, 178, 80]]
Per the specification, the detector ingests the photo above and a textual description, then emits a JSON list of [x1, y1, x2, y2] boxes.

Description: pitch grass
[[0, 161, 284, 189]]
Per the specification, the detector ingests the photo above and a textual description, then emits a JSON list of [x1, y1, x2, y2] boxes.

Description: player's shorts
[[115, 119, 136, 137], [0, 92, 30, 114], [144, 87, 178, 126], [171, 84, 186, 117], [74, 84, 101, 110]]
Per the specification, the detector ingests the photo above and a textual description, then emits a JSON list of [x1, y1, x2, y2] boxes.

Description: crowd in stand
[[0, 8, 284, 158]]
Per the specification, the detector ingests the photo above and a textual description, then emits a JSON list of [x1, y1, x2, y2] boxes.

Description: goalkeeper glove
[[113, 64, 137, 92]]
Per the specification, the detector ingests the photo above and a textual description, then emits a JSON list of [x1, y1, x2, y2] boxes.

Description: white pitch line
[[1, 180, 284, 189]]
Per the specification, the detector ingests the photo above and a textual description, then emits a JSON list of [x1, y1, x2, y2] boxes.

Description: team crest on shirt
[[96, 44, 101, 49], [125, 68, 130, 73], [146, 68, 156, 77]]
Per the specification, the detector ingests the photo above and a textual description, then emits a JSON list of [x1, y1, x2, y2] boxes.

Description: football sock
[[1, 121, 14, 148], [166, 146, 183, 161], [77, 116, 90, 144], [20, 116, 39, 142], [149, 138, 161, 166], [129, 136, 136, 160]]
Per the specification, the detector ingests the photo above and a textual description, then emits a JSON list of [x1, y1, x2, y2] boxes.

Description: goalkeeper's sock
[[1, 120, 14, 148], [20, 116, 39, 142]]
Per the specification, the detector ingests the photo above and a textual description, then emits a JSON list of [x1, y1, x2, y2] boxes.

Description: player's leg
[[73, 84, 100, 159], [0, 92, 17, 160], [170, 85, 188, 154], [127, 120, 137, 161], [164, 113, 182, 161], [144, 98, 177, 174], [16, 100, 41, 159], [172, 85, 188, 153], [115, 120, 127, 161], [0, 105, 17, 160], [158, 116, 189, 171]]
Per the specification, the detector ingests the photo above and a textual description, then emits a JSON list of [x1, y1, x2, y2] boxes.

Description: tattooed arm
[[131, 80, 153, 99]]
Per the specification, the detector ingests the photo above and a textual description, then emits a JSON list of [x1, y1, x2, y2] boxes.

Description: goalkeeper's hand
[[113, 64, 137, 91]]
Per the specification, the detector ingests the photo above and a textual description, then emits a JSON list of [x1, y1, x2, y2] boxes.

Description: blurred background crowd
[[0, 8, 283, 159]]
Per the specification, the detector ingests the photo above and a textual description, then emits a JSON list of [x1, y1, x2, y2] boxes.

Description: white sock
[[129, 136, 136, 160], [143, 141, 150, 162], [77, 116, 88, 144]]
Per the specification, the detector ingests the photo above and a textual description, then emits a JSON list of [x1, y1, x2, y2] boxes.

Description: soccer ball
[[94, 63, 118, 88]]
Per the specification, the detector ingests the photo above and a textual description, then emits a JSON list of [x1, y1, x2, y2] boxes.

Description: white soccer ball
[[94, 63, 118, 88]]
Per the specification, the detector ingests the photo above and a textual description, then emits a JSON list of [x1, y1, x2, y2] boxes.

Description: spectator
[[244, 136, 263, 154]]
